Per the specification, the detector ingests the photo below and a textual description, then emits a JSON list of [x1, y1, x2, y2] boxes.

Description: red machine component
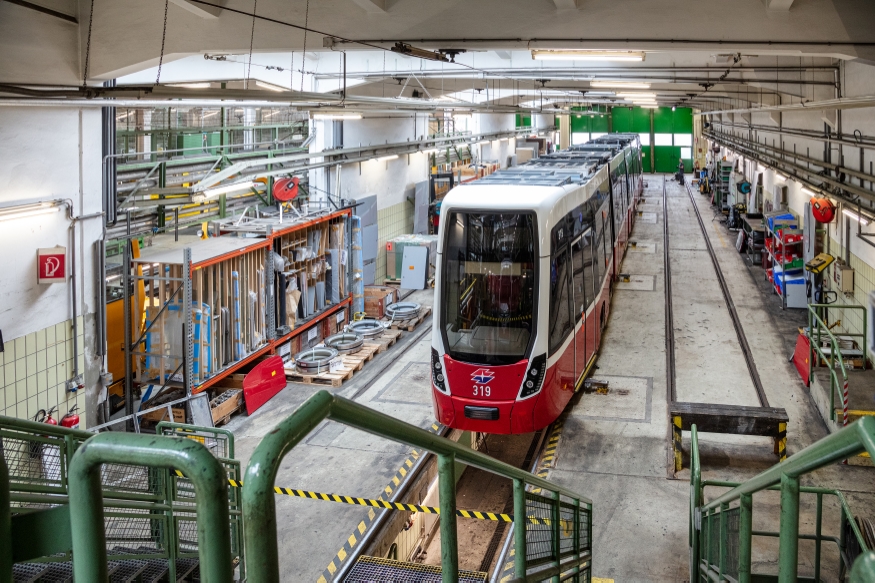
[[811, 197, 836, 224], [243, 355, 286, 415], [60, 405, 80, 429], [273, 177, 300, 202]]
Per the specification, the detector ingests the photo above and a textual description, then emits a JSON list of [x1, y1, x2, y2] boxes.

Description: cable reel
[[294, 347, 339, 374], [324, 332, 365, 354], [347, 319, 386, 339], [385, 302, 422, 321]]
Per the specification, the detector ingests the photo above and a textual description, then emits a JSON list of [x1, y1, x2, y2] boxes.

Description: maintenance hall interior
[[3, 1, 875, 581]]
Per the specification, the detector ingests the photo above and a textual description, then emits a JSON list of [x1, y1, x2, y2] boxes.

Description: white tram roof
[[438, 137, 639, 254]]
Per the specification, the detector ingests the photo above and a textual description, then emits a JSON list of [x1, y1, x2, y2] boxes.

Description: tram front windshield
[[442, 212, 536, 366]]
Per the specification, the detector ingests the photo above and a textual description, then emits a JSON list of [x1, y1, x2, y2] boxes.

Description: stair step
[[344, 556, 487, 583]]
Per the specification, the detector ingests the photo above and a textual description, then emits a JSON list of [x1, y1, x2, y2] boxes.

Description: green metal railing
[[69, 433, 232, 582], [807, 304, 869, 425], [1, 456, 11, 583], [0, 415, 243, 580], [241, 390, 593, 583], [689, 420, 875, 582]]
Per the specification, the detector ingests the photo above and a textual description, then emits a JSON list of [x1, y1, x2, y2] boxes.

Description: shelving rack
[[714, 161, 733, 211], [764, 211, 806, 309], [120, 207, 354, 425]]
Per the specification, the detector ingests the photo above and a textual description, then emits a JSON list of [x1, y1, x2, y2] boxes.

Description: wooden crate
[[142, 406, 185, 424], [364, 286, 399, 318], [210, 389, 244, 426]]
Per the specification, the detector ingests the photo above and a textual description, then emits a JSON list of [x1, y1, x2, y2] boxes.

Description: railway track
[[662, 174, 787, 475]]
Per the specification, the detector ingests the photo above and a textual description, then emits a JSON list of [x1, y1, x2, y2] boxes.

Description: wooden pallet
[[284, 365, 354, 387], [210, 389, 244, 426], [371, 328, 401, 349], [380, 306, 432, 332]]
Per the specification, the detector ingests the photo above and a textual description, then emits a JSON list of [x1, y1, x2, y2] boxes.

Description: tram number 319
[[472, 385, 491, 397]]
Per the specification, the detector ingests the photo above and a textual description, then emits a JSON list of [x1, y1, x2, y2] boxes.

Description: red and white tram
[[430, 134, 643, 434]]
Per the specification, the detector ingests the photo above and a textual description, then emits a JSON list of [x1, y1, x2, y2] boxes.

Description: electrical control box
[[834, 261, 855, 294]]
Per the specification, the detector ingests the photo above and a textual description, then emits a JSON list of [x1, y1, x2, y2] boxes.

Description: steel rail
[[683, 181, 768, 407], [663, 175, 677, 403]]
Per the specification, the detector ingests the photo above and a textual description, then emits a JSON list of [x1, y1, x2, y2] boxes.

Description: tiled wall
[[822, 239, 875, 341], [376, 201, 415, 283], [0, 317, 86, 427]]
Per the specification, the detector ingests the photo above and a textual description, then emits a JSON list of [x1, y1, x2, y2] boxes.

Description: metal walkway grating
[[344, 556, 487, 583]]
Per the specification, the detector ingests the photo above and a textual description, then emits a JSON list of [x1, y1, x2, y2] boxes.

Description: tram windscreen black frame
[[441, 211, 538, 366]]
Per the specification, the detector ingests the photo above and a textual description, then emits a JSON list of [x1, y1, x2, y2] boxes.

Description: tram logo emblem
[[471, 369, 495, 384]]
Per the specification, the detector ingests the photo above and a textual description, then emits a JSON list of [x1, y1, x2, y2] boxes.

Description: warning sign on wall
[[37, 247, 67, 284]]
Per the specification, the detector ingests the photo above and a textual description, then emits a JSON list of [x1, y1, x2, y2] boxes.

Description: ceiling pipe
[[710, 119, 875, 152], [700, 94, 875, 115]]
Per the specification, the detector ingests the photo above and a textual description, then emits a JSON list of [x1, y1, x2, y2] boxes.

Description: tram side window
[[598, 200, 610, 280], [549, 225, 573, 356]]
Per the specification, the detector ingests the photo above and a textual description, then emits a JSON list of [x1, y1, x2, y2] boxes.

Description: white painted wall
[[473, 114, 516, 168], [0, 107, 103, 424]]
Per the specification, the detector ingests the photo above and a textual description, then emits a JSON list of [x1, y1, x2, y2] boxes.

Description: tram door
[[570, 236, 587, 383]]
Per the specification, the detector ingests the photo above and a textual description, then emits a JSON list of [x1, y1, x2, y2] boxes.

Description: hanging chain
[[82, 0, 95, 87], [300, 0, 310, 92], [156, 0, 170, 85], [246, 0, 257, 88]]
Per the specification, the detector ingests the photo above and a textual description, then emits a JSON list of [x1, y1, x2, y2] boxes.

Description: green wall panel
[[654, 146, 682, 173], [570, 113, 591, 134], [591, 114, 609, 132], [631, 107, 651, 133], [674, 108, 693, 133], [653, 107, 674, 133], [611, 107, 632, 132]]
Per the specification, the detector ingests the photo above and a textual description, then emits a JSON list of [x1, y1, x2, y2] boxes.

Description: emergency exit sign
[[37, 247, 67, 284]]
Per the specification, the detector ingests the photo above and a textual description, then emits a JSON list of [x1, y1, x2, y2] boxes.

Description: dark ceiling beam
[[1, 0, 77, 24]]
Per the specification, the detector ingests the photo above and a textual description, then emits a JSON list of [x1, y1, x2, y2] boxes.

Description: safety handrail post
[[68, 433, 232, 583], [814, 492, 823, 581], [437, 453, 458, 583], [513, 479, 526, 579], [777, 474, 800, 583], [739, 493, 752, 583], [1, 456, 11, 583]]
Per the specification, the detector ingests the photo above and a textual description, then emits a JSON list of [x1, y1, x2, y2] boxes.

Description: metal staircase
[[1, 390, 592, 582]]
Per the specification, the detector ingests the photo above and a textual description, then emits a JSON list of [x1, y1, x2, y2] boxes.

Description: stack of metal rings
[[324, 332, 364, 354], [294, 347, 339, 375], [385, 302, 422, 321], [347, 319, 385, 339]]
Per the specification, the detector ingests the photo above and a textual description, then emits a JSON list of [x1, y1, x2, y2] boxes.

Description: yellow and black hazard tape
[[530, 418, 565, 495], [318, 422, 443, 583]]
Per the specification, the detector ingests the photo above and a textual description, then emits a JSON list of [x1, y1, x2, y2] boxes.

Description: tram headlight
[[519, 354, 546, 399], [432, 348, 449, 394]]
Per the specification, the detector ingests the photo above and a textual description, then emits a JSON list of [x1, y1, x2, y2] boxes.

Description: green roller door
[[655, 146, 682, 174]]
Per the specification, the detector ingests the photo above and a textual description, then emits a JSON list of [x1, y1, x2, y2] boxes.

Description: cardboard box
[[322, 306, 349, 337], [364, 285, 399, 318]]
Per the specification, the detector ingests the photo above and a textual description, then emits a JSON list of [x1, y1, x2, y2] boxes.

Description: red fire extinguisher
[[34, 406, 58, 426], [60, 404, 80, 430]]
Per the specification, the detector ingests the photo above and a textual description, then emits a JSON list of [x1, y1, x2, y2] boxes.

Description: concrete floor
[[224, 175, 875, 582], [225, 288, 437, 582], [546, 176, 875, 582]]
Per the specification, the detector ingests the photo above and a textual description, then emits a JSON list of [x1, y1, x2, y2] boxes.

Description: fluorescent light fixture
[[591, 81, 651, 89], [255, 80, 286, 92], [421, 149, 438, 155], [775, 173, 787, 181], [532, 50, 645, 62], [615, 92, 656, 98], [167, 82, 211, 89], [843, 208, 870, 225], [583, 91, 615, 96], [637, 105, 659, 109], [802, 188, 815, 196], [376, 155, 399, 162], [473, 140, 489, 145], [0, 202, 61, 222], [313, 113, 362, 120], [202, 181, 257, 199], [500, 138, 509, 142]]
